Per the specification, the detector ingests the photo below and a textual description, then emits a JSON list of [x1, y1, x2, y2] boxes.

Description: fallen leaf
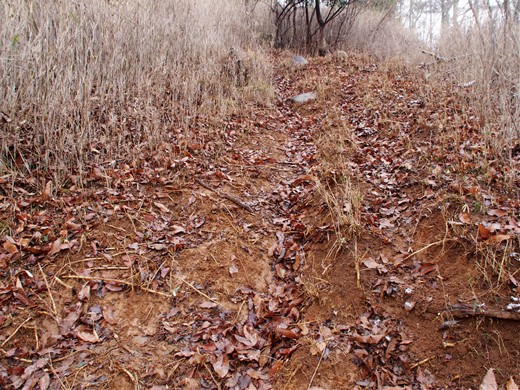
[[415, 263, 436, 276], [59, 307, 81, 335], [76, 327, 102, 343], [171, 225, 185, 235], [506, 377, 518, 390], [105, 282, 124, 292], [362, 258, 387, 273], [379, 218, 395, 229], [459, 212, 471, 224], [14, 289, 36, 307], [78, 284, 90, 301], [268, 242, 278, 257], [243, 325, 260, 346], [212, 354, 229, 378], [268, 360, 284, 378], [128, 242, 139, 250], [424, 187, 435, 198], [102, 306, 117, 324], [154, 202, 170, 213], [362, 258, 380, 269], [478, 223, 491, 240], [349, 333, 385, 345], [486, 234, 511, 245], [479, 368, 497, 390], [48, 238, 62, 256], [41, 180, 52, 201], [404, 301, 416, 311], [487, 209, 508, 217], [3, 241, 18, 254], [275, 326, 300, 339], [39, 373, 51, 390], [199, 301, 218, 309], [149, 243, 168, 251], [275, 263, 286, 279]]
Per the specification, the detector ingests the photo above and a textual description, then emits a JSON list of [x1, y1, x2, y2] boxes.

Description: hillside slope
[[1, 52, 518, 389]]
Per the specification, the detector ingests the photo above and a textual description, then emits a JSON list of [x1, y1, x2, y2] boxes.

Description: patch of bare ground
[[1, 52, 519, 389]]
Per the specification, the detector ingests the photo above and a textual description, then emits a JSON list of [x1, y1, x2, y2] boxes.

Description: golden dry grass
[[0, 0, 271, 181]]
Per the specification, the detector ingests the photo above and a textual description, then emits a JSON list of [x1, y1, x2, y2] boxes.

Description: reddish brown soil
[[1, 52, 519, 389]]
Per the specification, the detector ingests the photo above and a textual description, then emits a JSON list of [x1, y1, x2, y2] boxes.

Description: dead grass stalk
[[0, 0, 271, 182]]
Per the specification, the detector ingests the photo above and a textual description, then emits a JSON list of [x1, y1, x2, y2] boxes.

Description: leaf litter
[[0, 52, 518, 389]]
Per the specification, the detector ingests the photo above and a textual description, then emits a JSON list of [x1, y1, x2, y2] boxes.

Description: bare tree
[[269, 0, 357, 55]]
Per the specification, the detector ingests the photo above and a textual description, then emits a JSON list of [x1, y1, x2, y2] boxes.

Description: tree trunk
[[452, 0, 459, 27], [292, 1, 297, 46], [305, 1, 312, 52], [317, 25, 327, 56], [408, 0, 414, 29], [315, 0, 327, 56], [440, 0, 450, 36]]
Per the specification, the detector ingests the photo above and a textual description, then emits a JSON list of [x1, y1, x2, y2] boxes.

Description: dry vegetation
[[432, 21, 520, 173], [1, 0, 270, 182], [0, 0, 519, 389]]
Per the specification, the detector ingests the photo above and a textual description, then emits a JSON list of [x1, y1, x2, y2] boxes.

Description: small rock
[[293, 55, 308, 66], [290, 92, 316, 104], [132, 336, 149, 346], [404, 301, 416, 311], [334, 50, 348, 59]]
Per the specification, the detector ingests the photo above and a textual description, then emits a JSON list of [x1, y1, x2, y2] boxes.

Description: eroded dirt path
[[1, 53, 519, 389]]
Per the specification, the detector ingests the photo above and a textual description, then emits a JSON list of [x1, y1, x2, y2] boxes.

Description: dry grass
[[0, 0, 271, 183], [339, 10, 424, 62], [313, 106, 362, 255], [422, 23, 520, 189], [337, 8, 519, 190]]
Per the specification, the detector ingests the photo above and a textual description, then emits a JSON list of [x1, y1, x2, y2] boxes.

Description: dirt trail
[[1, 53, 519, 389]]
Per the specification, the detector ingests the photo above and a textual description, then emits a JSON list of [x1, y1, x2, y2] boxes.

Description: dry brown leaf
[[41, 180, 52, 201], [3, 241, 18, 254], [78, 284, 90, 301], [478, 223, 491, 240], [479, 368, 497, 390], [362, 257, 380, 269], [415, 263, 436, 276], [293, 251, 302, 270], [506, 378, 519, 390], [275, 326, 299, 339], [212, 354, 229, 378], [268, 360, 283, 378], [362, 257, 387, 273], [458, 212, 471, 224], [275, 263, 286, 279], [486, 234, 511, 245], [39, 373, 51, 390], [76, 327, 102, 343], [199, 301, 218, 309], [102, 306, 118, 324], [149, 243, 168, 251], [48, 238, 62, 256], [154, 202, 171, 213], [350, 333, 385, 345], [487, 209, 508, 217], [243, 325, 259, 346], [267, 242, 277, 257], [171, 225, 186, 235]]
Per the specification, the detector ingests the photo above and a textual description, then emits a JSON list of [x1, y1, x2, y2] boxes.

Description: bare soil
[[1, 52, 519, 389]]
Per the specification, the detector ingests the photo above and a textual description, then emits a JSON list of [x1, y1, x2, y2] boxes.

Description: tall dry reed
[[0, 0, 270, 182]]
